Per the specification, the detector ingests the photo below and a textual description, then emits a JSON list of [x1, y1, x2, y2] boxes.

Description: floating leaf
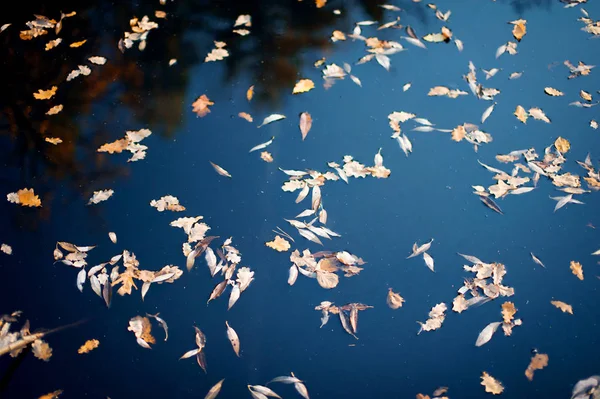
[[88, 189, 114, 205], [266, 236, 291, 252], [514, 105, 528, 123], [192, 95, 213, 117], [77, 339, 100, 354], [210, 162, 232, 178], [554, 137, 570, 153], [7, 188, 42, 207], [475, 322, 502, 347], [33, 86, 57, 100], [551, 300, 573, 314], [299, 112, 312, 140], [570, 261, 583, 280], [293, 79, 315, 94], [525, 354, 548, 381], [544, 87, 564, 96], [481, 372, 504, 395], [387, 288, 405, 309], [258, 114, 286, 128]]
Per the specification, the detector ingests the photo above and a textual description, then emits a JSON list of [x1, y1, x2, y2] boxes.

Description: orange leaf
[[265, 236, 290, 252], [7, 188, 42, 207], [98, 138, 128, 154], [192, 94, 214, 117], [570, 260, 583, 280], [293, 79, 315, 94], [78, 339, 100, 354], [33, 86, 58, 100], [69, 39, 87, 48], [525, 353, 548, 381]]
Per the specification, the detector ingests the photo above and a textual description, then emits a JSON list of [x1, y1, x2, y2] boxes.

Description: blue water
[[1, 0, 600, 398]]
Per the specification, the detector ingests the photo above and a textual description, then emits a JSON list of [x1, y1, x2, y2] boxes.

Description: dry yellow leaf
[[550, 300, 573, 314], [451, 125, 466, 142], [46, 104, 63, 115], [238, 112, 253, 122], [387, 288, 405, 309], [481, 372, 504, 395], [515, 105, 528, 123], [265, 235, 290, 252], [510, 19, 527, 41], [544, 87, 564, 96], [247, 85, 254, 101], [570, 260, 583, 280], [32, 339, 52, 361], [45, 38, 62, 51], [260, 151, 273, 163], [155, 10, 167, 18], [7, 188, 42, 207], [293, 79, 315, 94], [69, 39, 87, 48], [33, 86, 58, 100], [38, 390, 63, 399], [316, 0, 327, 8], [192, 94, 213, 117], [501, 301, 517, 323], [554, 137, 570, 153], [78, 339, 100, 354], [525, 353, 548, 381], [98, 138, 128, 154], [581, 90, 592, 101], [45, 137, 63, 145], [331, 30, 346, 41]]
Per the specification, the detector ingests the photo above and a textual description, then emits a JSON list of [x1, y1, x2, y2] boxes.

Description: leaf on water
[[481, 103, 496, 123], [544, 87, 564, 96], [250, 137, 274, 153], [475, 321, 502, 347], [387, 288, 405, 309], [316, 270, 339, 289], [77, 339, 100, 354], [7, 188, 42, 207], [46, 104, 63, 115], [38, 390, 63, 399], [417, 303, 447, 334], [225, 321, 240, 357], [45, 137, 63, 145], [45, 38, 62, 51], [316, 0, 327, 8], [481, 372, 504, 394], [234, 14, 251, 27], [530, 253, 545, 268], [428, 86, 468, 98], [591, 120, 598, 129], [299, 112, 312, 140], [510, 19, 527, 41], [33, 86, 57, 100], [146, 313, 169, 340], [509, 72, 522, 79], [258, 114, 286, 128], [248, 385, 282, 399], [192, 95, 214, 117], [210, 162, 232, 178], [266, 236, 291, 252], [525, 354, 549, 381], [423, 252, 435, 272], [150, 195, 185, 212], [205, 41, 229, 62], [88, 56, 107, 65], [501, 302, 517, 323], [293, 79, 315, 94], [247, 85, 254, 101], [238, 112, 253, 122], [88, 189, 114, 205], [69, 39, 87, 48], [407, 239, 434, 259], [570, 260, 584, 280], [554, 137, 570, 153], [514, 105, 528, 123], [204, 379, 225, 399], [1, 243, 12, 255], [260, 151, 273, 163], [551, 300, 573, 314], [32, 339, 52, 361], [581, 90, 592, 101], [528, 107, 551, 123], [128, 316, 155, 348]]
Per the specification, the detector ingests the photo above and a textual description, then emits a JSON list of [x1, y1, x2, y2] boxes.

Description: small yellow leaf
[[293, 79, 315, 94], [247, 85, 254, 101], [33, 86, 58, 100], [265, 236, 290, 252], [78, 339, 100, 354], [514, 105, 528, 123], [544, 87, 564, 96], [550, 300, 573, 314], [260, 151, 273, 163], [570, 260, 583, 280], [69, 39, 87, 48], [46, 105, 63, 115], [554, 137, 570, 153], [192, 94, 213, 117]]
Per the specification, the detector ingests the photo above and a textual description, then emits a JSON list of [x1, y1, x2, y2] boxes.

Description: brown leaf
[[45, 38, 62, 51], [570, 260, 584, 280], [511, 19, 527, 41], [581, 90, 592, 102], [98, 138, 128, 154], [451, 125, 466, 142], [501, 301, 517, 323], [192, 94, 214, 117], [386, 288, 405, 309], [38, 390, 63, 399], [544, 87, 564, 96], [238, 112, 253, 122], [528, 107, 551, 123], [7, 188, 42, 207], [514, 105, 528, 123], [550, 300, 573, 314], [69, 39, 87, 48], [77, 339, 100, 354], [225, 321, 240, 357], [316, 0, 327, 8], [481, 372, 504, 395], [210, 161, 232, 178], [33, 86, 58, 100], [32, 339, 52, 361], [46, 105, 63, 115], [247, 85, 254, 101], [525, 353, 548, 381], [554, 137, 570, 153], [293, 79, 315, 94], [260, 151, 273, 163], [316, 270, 339, 289], [265, 236, 291, 252], [299, 112, 313, 140], [45, 137, 63, 145]]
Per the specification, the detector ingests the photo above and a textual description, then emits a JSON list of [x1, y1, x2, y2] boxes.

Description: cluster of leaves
[[288, 249, 365, 289], [315, 301, 373, 339]]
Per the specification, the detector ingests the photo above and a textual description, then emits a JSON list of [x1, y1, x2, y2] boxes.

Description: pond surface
[[1, 0, 600, 398]]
